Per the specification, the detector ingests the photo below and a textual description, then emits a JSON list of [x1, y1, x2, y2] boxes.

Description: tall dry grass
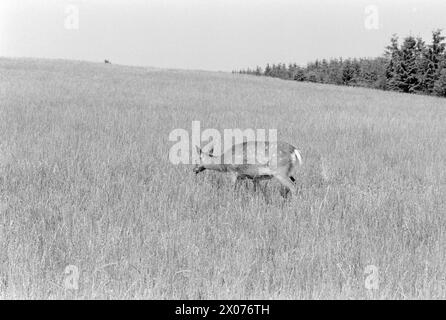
[[0, 58, 445, 299]]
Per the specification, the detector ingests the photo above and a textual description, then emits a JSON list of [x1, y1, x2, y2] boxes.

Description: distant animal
[[193, 141, 302, 197], [104, 59, 111, 64]]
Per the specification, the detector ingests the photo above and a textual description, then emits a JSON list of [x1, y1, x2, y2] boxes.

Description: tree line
[[235, 30, 446, 97]]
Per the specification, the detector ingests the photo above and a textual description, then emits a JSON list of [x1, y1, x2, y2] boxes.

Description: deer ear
[[195, 146, 202, 155]]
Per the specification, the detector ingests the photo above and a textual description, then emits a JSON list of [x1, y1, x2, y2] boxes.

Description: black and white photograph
[[0, 0, 446, 304]]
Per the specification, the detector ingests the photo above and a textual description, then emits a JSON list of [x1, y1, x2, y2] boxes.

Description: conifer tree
[[398, 36, 419, 93], [385, 34, 401, 91], [264, 64, 271, 76], [433, 69, 446, 96], [423, 29, 446, 93], [342, 59, 355, 85], [414, 37, 427, 92]]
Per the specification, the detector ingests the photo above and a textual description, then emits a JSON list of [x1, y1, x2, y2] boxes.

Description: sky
[[1, 0, 446, 71]]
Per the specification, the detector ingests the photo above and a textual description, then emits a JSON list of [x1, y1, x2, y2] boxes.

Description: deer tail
[[292, 149, 303, 166]]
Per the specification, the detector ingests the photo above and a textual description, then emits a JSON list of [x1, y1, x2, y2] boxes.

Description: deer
[[193, 141, 302, 197]]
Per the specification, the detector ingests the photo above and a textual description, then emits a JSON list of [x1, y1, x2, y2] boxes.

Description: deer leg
[[253, 178, 260, 193], [232, 174, 242, 192], [289, 175, 303, 195], [260, 181, 271, 202], [273, 174, 296, 197]]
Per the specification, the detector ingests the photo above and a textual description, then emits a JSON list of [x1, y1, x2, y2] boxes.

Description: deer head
[[193, 146, 215, 174]]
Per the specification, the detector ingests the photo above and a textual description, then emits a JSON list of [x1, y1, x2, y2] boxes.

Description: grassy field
[[0, 58, 445, 299]]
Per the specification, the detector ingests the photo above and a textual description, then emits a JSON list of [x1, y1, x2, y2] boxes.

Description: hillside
[[0, 58, 445, 299]]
